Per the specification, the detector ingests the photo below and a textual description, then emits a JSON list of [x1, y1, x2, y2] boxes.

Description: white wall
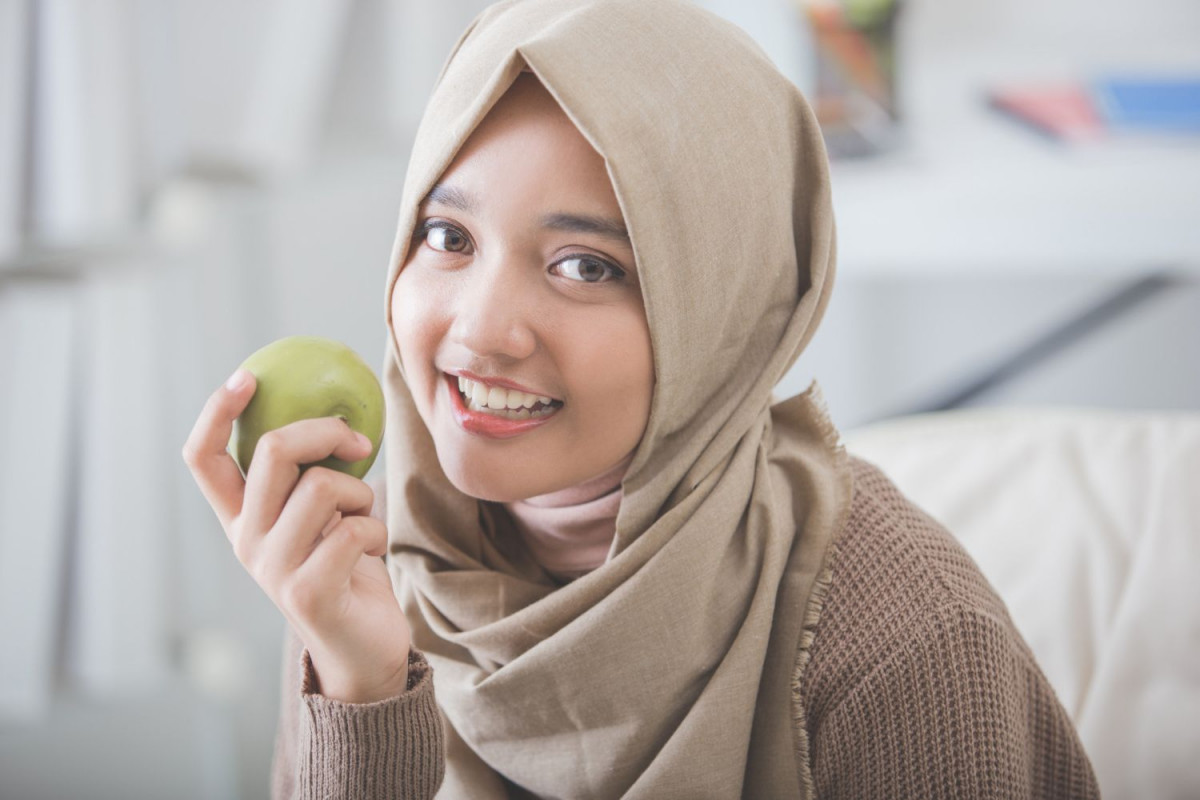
[[786, 275, 1200, 431]]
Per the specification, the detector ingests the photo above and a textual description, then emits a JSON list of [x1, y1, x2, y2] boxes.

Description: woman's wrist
[[307, 649, 411, 704]]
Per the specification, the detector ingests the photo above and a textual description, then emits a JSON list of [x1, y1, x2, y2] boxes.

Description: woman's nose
[[447, 257, 537, 360]]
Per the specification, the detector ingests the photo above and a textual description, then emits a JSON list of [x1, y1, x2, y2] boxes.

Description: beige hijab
[[382, 1, 851, 797]]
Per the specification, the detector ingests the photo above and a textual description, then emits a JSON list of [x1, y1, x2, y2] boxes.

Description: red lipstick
[[444, 373, 561, 439]]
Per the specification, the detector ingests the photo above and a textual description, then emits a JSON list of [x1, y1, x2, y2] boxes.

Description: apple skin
[[229, 336, 385, 480]]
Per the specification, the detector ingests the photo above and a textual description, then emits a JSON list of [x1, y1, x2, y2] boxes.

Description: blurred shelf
[[824, 0, 1200, 279], [830, 138, 1200, 278]]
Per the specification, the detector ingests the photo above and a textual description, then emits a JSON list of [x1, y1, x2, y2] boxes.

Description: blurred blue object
[[1096, 77, 1200, 133]]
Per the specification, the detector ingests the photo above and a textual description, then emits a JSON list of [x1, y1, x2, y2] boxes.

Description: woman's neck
[[517, 453, 633, 508], [503, 453, 633, 581]]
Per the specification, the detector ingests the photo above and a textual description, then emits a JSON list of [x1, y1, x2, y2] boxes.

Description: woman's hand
[[182, 369, 411, 704]]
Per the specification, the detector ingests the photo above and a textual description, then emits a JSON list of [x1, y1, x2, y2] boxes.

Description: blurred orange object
[[800, 0, 904, 157], [805, 1, 891, 109]]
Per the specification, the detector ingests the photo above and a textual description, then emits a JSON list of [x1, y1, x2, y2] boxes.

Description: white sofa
[[844, 408, 1200, 800]]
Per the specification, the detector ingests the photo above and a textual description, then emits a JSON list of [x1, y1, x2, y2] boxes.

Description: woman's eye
[[422, 222, 471, 253], [554, 256, 625, 283]]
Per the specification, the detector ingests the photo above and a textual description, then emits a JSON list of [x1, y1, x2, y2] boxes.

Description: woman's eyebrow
[[424, 182, 630, 245], [424, 183, 476, 212], [539, 212, 630, 245]]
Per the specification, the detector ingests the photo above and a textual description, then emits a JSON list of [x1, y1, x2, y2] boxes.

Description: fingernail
[[225, 369, 249, 391], [355, 433, 372, 450]]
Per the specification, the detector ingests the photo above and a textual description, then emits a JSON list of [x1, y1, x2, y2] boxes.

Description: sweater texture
[[270, 457, 1101, 799]]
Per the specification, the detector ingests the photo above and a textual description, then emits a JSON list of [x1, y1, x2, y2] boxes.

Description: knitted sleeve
[[270, 625, 446, 800], [809, 600, 1100, 799]]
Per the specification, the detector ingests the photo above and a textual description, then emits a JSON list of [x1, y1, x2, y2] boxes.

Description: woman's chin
[[438, 451, 548, 503]]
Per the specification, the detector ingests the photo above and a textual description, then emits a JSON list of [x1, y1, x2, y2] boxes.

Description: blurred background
[[0, 0, 1197, 797]]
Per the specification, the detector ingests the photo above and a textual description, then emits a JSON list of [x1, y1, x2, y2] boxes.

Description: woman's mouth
[[444, 373, 563, 438]]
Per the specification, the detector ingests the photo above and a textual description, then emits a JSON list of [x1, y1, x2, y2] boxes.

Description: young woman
[[183, 0, 1101, 797]]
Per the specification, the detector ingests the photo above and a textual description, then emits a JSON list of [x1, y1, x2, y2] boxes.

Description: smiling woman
[[390, 71, 653, 503], [248, 1, 1103, 798]]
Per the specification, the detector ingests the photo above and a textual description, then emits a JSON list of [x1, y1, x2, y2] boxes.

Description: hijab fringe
[[789, 380, 852, 797]]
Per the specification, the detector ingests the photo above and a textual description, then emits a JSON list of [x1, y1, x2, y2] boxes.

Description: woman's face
[[391, 74, 654, 503]]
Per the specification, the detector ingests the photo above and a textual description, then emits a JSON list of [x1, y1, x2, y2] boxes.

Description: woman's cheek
[[392, 271, 432, 392]]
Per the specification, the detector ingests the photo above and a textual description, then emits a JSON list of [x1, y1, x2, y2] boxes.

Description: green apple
[[229, 336, 385, 480]]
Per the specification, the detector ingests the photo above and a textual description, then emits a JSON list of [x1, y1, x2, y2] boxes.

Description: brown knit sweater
[[270, 457, 1100, 799]]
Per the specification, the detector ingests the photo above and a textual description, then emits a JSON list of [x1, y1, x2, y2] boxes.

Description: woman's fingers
[[258, 466, 375, 581], [286, 514, 388, 619], [181, 370, 256, 532], [186, 374, 376, 600], [238, 416, 374, 542]]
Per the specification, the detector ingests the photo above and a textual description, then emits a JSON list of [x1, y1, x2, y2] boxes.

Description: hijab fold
[[381, 1, 850, 796]]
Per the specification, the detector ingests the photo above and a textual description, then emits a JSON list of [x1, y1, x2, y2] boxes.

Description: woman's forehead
[[465, 72, 577, 143], [421, 81, 627, 229]]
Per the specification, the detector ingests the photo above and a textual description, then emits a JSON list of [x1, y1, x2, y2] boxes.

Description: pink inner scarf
[[502, 452, 632, 582]]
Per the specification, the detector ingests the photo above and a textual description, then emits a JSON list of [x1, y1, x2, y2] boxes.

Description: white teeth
[[486, 386, 509, 410], [466, 394, 554, 419], [469, 381, 490, 407], [456, 375, 557, 414]]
